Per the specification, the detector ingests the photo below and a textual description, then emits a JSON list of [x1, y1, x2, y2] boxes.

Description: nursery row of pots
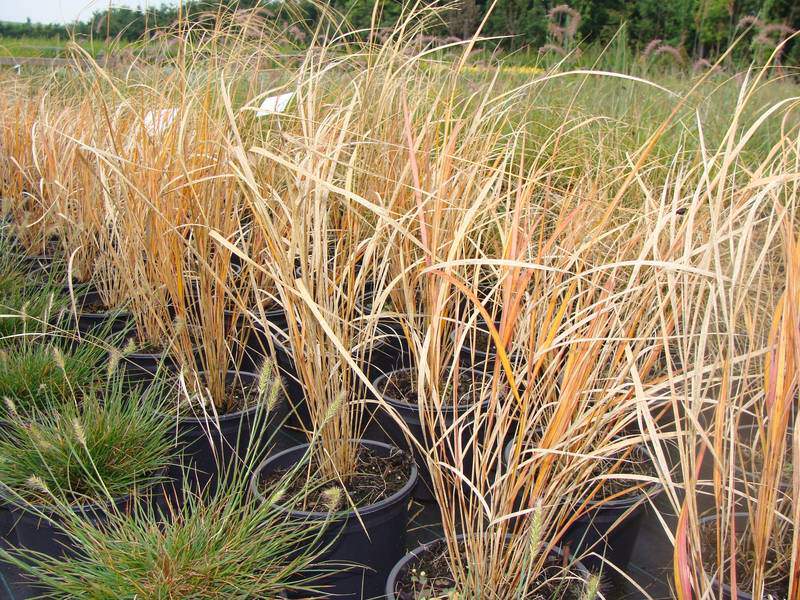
[[2, 253, 767, 600], [1, 277, 670, 599]]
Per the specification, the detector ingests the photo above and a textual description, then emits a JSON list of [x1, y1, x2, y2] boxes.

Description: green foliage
[[0, 0, 797, 64], [694, 0, 733, 52], [0, 380, 173, 505], [0, 421, 331, 598], [485, 1, 548, 50], [337, 0, 404, 30], [629, 0, 697, 47], [0, 227, 70, 340], [0, 336, 107, 418], [0, 36, 127, 58], [0, 284, 70, 342]]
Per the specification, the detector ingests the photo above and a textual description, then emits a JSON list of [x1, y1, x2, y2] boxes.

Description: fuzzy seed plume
[[28, 425, 53, 452], [266, 377, 282, 412], [267, 486, 286, 506], [321, 486, 342, 512], [527, 500, 543, 553], [172, 316, 186, 336], [257, 360, 274, 397], [107, 347, 122, 379], [3, 397, 17, 416], [123, 338, 137, 355], [51, 345, 66, 371], [26, 475, 49, 495], [72, 417, 87, 447], [322, 392, 346, 425], [258, 361, 282, 412]]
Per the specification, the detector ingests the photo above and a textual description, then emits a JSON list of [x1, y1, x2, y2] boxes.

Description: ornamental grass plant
[[0, 376, 173, 507]]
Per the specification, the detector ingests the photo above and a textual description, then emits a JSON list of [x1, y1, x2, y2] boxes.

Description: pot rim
[[74, 289, 131, 319], [250, 439, 418, 521], [0, 467, 168, 518], [503, 438, 663, 510], [167, 370, 281, 424], [385, 534, 589, 600], [224, 304, 286, 322], [125, 347, 170, 360], [78, 307, 132, 319], [371, 366, 493, 415]]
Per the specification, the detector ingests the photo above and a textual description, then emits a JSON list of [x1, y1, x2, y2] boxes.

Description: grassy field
[[0, 35, 127, 58]]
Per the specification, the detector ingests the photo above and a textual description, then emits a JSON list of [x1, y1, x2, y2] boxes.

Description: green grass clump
[[0, 227, 70, 340], [0, 338, 107, 418], [0, 380, 173, 505], [0, 286, 70, 340], [0, 419, 331, 599], [1, 486, 329, 598]]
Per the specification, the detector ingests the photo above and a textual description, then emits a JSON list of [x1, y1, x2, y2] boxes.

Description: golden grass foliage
[[0, 2, 798, 597]]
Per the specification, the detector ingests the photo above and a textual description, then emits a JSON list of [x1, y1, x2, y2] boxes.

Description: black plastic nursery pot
[[169, 371, 290, 493], [694, 425, 792, 517], [122, 348, 180, 388], [0, 421, 13, 548], [3, 478, 168, 560], [502, 439, 662, 573], [698, 512, 788, 600], [225, 307, 288, 372], [73, 288, 132, 338], [450, 323, 503, 368], [254, 318, 411, 435], [19, 254, 55, 276], [562, 481, 662, 572], [371, 367, 489, 502], [385, 535, 589, 600], [250, 440, 418, 600], [231, 310, 307, 430]]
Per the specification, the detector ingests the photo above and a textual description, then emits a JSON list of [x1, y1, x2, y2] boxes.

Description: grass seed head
[[51, 345, 66, 372], [320, 486, 342, 512], [3, 396, 17, 416], [72, 417, 87, 447]]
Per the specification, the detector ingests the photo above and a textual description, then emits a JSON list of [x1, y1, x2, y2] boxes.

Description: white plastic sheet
[[256, 92, 294, 117], [143, 107, 179, 136]]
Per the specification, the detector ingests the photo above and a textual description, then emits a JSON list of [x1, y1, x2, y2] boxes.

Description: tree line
[[0, 1, 797, 64]]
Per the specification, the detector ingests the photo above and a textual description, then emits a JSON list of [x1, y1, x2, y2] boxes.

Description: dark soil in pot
[[260, 443, 411, 511], [251, 440, 417, 600], [387, 536, 588, 600], [372, 367, 489, 501], [167, 371, 290, 494], [699, 513, 790, 600]]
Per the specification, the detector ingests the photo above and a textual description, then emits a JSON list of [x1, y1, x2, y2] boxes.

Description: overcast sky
[[0, 1, 180, 25]]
